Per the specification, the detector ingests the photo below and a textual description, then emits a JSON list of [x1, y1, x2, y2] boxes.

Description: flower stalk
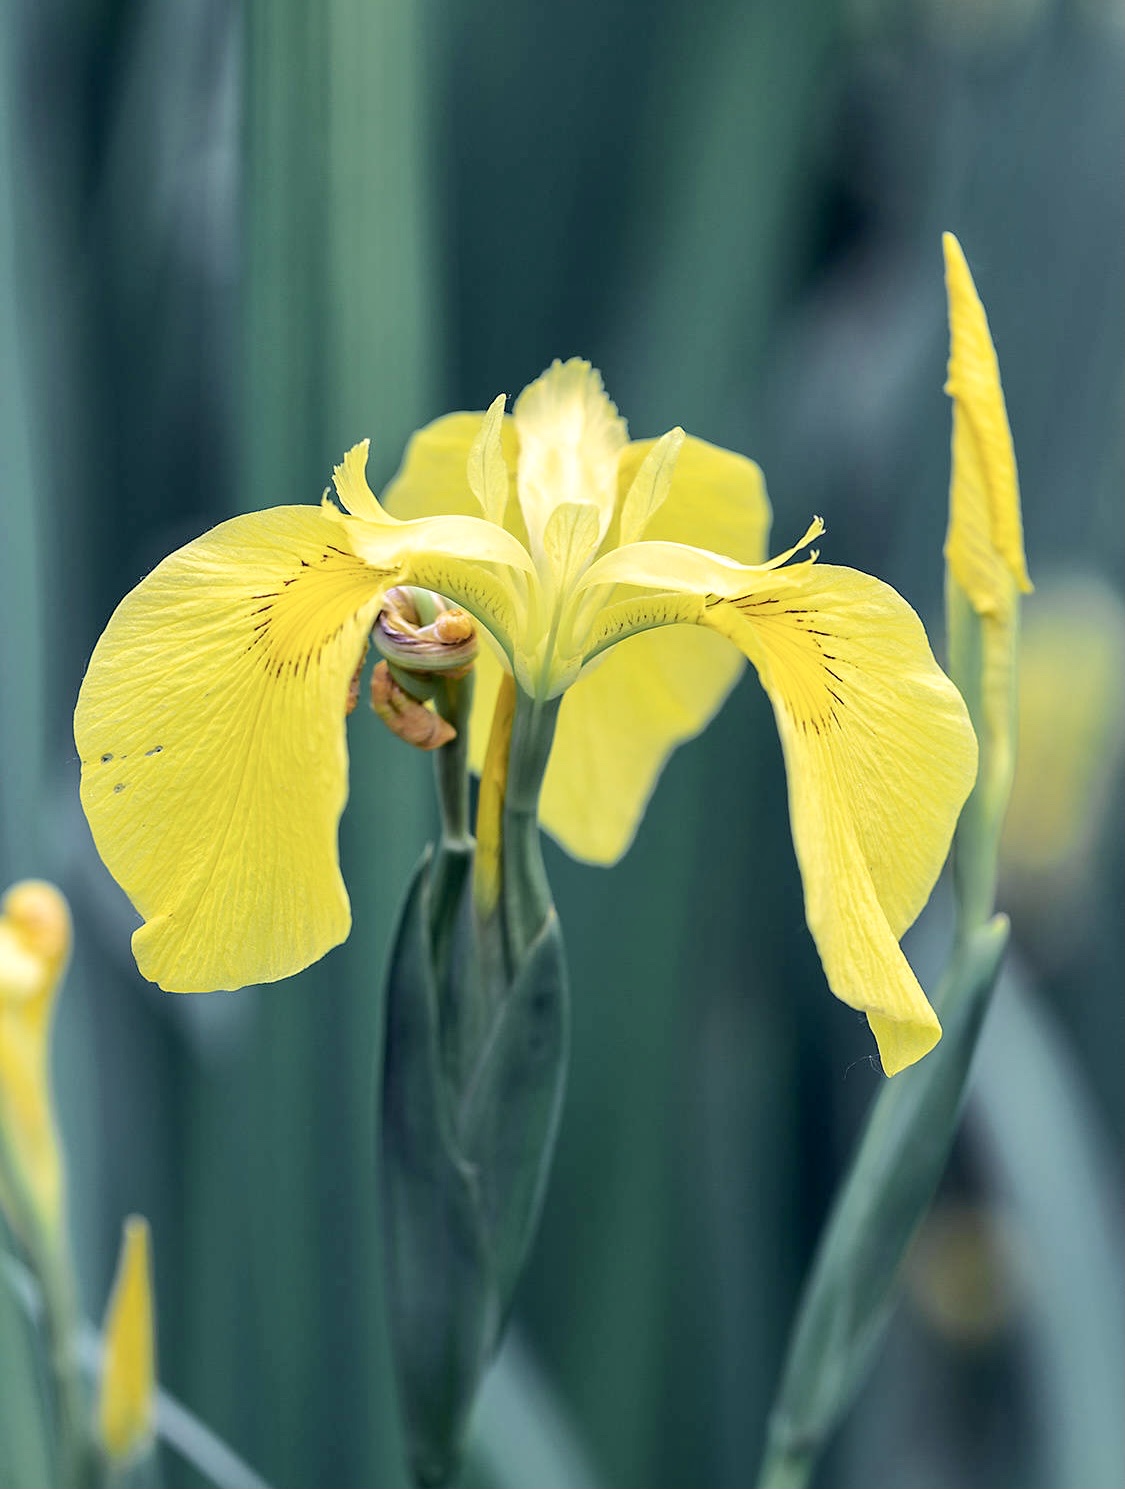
[[377, 613, 569, 1488], [756, 234, 1029, 1489]]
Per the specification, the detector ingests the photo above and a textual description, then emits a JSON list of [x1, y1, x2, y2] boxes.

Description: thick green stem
[[754, 917, 1008, 1489], [499, 692, 561, 974], [27, 1225, 101, 1489], [431, 673, 474, 850], [757, 1439, 815, 1489], [0, 1127, 98, 1488]]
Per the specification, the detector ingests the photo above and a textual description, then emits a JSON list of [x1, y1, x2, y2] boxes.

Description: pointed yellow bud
[[943, 232, 1032, 619], [99, 1216, 156, 1462], [0, 880, 71, 1239], [942, 233, 1032, 928]]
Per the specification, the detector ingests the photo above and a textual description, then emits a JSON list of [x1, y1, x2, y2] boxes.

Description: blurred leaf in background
[[1, 0, 1120, 1485]]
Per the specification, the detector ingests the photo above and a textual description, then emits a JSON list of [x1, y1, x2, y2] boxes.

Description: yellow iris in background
[[0, 880, 71, 1240], [75, 358, 976, 1074]]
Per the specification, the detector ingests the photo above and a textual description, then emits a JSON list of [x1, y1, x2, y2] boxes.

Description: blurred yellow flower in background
[[0, 880, 70, 1240], [1002, 576, 1125, 882], [99, 1214, 157, 1463]]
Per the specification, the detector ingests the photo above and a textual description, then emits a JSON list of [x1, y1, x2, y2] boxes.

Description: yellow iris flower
[[75, 359, 976, 1074]]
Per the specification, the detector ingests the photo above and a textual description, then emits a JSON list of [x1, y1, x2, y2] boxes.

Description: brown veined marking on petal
[[244, 544, 393, 682], [709, 591, 848, 736]]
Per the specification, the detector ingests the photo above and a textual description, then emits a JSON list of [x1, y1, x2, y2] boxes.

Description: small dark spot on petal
[[113, 782, 127, 794], [145, 745, 163, 756], [101, 752, 114, 764]]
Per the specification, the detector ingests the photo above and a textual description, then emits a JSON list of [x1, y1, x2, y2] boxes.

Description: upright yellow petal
[[382, 409, 528, 546], [75, 508, 388, 992], [705, 564, 977, 1074], [99, 1216, 155, 1462], [943, 232, 1032, 615], [467, 393, 512, 526], [513, 359, 627, 566], [0, 881, 70, 1236], [616, 427, 685, 549], [613, 432, 770, 562]]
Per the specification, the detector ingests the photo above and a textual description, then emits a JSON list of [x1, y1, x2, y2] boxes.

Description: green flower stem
[[499, 692, 561, 975], [755, 914, 1008, 1489], [6, 1251, 273, 1489], [33, 1231, 103, 1489], [431, 672, 474, 850], [0, 1126, 100, 1489], [946, 577, 1014, 933]]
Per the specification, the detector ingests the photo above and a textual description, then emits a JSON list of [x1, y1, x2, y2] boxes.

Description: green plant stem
[[431, 673, 474, 851], [499, 692, 560, 975], [24, 1225, 100, 1489], [0, 1125, 99, 1488], [5, 1251, 272, 1489], [755, 915, 1008, 1489], [756, 1440, 814, 1489]]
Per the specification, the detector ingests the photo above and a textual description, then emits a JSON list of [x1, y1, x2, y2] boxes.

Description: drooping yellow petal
[[705, 564, 978, 1075], [614, 432, 770, 562], [99, 1216, 155, 1461], [467, 625, 744, 865], [943, 232, 1032, 617], [0, 881, 70, 1237], [75, 507, 388, 992]]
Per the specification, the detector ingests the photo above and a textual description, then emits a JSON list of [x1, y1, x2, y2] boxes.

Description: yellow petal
[[75, 507, 387, 991], [513, 359, 627, 562], [942, 232, 1032, 616], [99, 1216, 155, 1461], [467, 393, 511, 526], [382, 409, 528, 544], [0, 882, 70, 1236], [613, 432, 770, 563], [332, 440, 395, 525], [340, 437, 533, 660], [705, 564, 978, 1074], [579, 535, 818, 602], [617, 427, 684, 548], [542, 500, 602, 596], [468, 625, 744, 865]]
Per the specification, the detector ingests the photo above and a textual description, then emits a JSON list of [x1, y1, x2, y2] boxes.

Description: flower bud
[[373, 587, 478, 677], [99, 1215, 156, 1462]]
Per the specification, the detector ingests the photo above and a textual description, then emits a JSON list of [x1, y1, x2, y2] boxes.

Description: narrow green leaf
[[0, 1241, 52, 1489], [758, 915, 1009, 1486]]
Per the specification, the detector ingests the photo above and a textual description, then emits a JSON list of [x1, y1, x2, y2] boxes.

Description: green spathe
[[380, 839, 568, 1487]]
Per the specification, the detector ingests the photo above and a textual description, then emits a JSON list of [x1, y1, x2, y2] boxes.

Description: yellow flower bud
[[99, 1215, 156, 1462], [0, 880, 71, 1239]]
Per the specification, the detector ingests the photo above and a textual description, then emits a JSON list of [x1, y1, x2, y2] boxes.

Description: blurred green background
[[2, 0, 1122, 1485]]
